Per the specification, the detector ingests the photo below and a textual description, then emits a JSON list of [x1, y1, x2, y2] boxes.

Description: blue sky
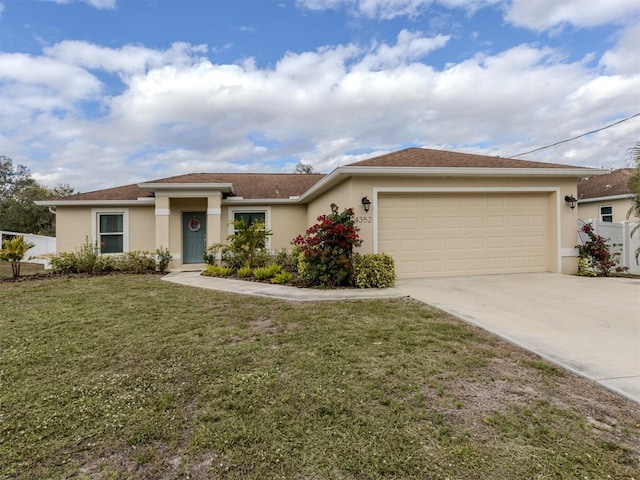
[[0, 0, 638, 192]]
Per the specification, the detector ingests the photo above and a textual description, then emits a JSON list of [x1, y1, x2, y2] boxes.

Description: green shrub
[[50, 241, 171, 274], [74, 238, 102, 274], [115, 251, 156, 272], [237, 266, 253, 278], [271, 271, 294, 284], [353, 253, 396, 288], [202, 264, 234, 277], [203, 244, 223, 266], [253, 264, 282, 281], [49, 252, 78, 273], [273, 248, 299, 272], [155, 247, 172, 272], [0, 235, 36, 277]]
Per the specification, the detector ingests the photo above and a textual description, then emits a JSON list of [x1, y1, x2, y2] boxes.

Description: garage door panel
[[378, 193, 551, 278]]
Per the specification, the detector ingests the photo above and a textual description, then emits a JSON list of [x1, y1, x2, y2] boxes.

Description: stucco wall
[[54, 205, 155, 254], [577, 198, 637, 223], [306, 178, 354, 226], [129, 206, 156, 252], [55, 207, 92, 253]]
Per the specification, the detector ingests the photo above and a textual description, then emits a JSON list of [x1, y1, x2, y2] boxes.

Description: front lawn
[[0, 261, 44, 279], [1, 275, 638, 479]]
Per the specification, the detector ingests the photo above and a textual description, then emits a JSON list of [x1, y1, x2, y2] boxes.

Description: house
[[577, 168, 638, 223], [36, 148, 605, 279]]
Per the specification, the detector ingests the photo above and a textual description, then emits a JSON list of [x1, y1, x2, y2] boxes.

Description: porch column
[[207, 193, 222, 248], [155, 194, 171, 253]]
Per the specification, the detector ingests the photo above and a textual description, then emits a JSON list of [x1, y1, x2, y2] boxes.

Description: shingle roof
[[347, 147, 585, 169], [577, 168, 634, 200], [59, 173, 326, 201], [61, 183, 151, 201], [55, 148, 597, 203]]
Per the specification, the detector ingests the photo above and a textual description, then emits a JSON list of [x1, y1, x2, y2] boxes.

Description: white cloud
[[505, 0, 640, 31], [43, 0, 117, 10], [599, 21, 640, 75], [43, 41, 207, 75], [0, 52, 102, 104], [2, 26, 639, 191], [297, 0, 639, 30]]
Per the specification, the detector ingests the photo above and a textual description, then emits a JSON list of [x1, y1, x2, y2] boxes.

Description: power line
[[508, 112, 640, 158]]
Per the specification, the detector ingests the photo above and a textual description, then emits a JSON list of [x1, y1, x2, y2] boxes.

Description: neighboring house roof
[[37, 148, 606, 206], [577, 168, 634, 202]]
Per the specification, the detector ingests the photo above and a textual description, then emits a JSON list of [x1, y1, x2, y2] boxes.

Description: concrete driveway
[[395, 273, 640, 404]]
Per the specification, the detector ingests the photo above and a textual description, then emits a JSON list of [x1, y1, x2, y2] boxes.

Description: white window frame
[[227, 206, 272, 250], [91, 208, 130, 254], [599, 205, 613, 223]]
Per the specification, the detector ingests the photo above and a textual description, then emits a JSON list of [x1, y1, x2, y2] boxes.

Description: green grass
[[1, 274, 638, 479]]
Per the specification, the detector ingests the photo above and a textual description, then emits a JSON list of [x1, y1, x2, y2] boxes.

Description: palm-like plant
[[627, 143, 640, 261], [0, 235, 36, 277]]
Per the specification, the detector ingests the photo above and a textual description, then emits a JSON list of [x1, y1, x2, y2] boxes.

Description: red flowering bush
[[576, 223, 624, 276], [292, 204, 362, 287]]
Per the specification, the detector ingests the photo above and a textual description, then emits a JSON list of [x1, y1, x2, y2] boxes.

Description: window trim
[[227, 206, 272, 249], [91, 208, 129, 254], [599, 205, 613, 223]]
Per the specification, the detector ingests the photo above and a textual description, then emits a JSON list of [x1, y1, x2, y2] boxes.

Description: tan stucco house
[[37, 148, 605, 279], [577, 168, 638, 223]]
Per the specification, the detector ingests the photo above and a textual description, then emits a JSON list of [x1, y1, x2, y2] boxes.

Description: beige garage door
[[378, 193, 551, 278]]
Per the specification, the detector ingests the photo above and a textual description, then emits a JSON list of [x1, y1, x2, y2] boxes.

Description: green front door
[[183, 212, 206, 264]]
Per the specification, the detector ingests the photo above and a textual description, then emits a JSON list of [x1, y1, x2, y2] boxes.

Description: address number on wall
[[354, 216, 372, 224]]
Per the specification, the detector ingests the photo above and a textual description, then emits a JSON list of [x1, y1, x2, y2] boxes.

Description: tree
[[0, 155, 73, 235], [0, 235, 36, 277], [293, 161, 317, 174], [627, 143, 640, 261]]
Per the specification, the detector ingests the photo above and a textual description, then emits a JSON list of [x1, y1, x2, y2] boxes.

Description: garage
[[377, 192, 552, 278]]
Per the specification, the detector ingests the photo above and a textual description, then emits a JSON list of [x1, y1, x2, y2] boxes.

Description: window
[[228, 207, 271, 248], [599, 206, 613, 223], [92, 208, 129, 254], [99, 214, 124, 253], [233, 211, 266, 227]]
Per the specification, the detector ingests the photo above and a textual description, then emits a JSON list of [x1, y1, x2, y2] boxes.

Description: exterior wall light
[[361, 196, 372, 213], [564, 195, 577, 209]]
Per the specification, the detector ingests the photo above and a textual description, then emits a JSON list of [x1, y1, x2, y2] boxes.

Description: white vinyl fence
[[578, 220, 640, 274], [0, 231, 56, 268]]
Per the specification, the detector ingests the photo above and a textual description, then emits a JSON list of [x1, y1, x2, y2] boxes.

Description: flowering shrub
[[292, 204, 362, 287], [576, 223, 625, 276]]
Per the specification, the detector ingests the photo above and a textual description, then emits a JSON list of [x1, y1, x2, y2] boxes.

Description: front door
[[183, 212, 206, 264]]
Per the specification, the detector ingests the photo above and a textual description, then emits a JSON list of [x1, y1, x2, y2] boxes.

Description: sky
[[0, 0, 639, 193]]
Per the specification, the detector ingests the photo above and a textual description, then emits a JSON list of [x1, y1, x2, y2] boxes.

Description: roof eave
[[299, 165, 608, 202], [577, 193, 634, 204], [138, 182, 236, 195], [223, 197, 301, 205], [339, 166, 607, 177], [35, 198, 155, 207]]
